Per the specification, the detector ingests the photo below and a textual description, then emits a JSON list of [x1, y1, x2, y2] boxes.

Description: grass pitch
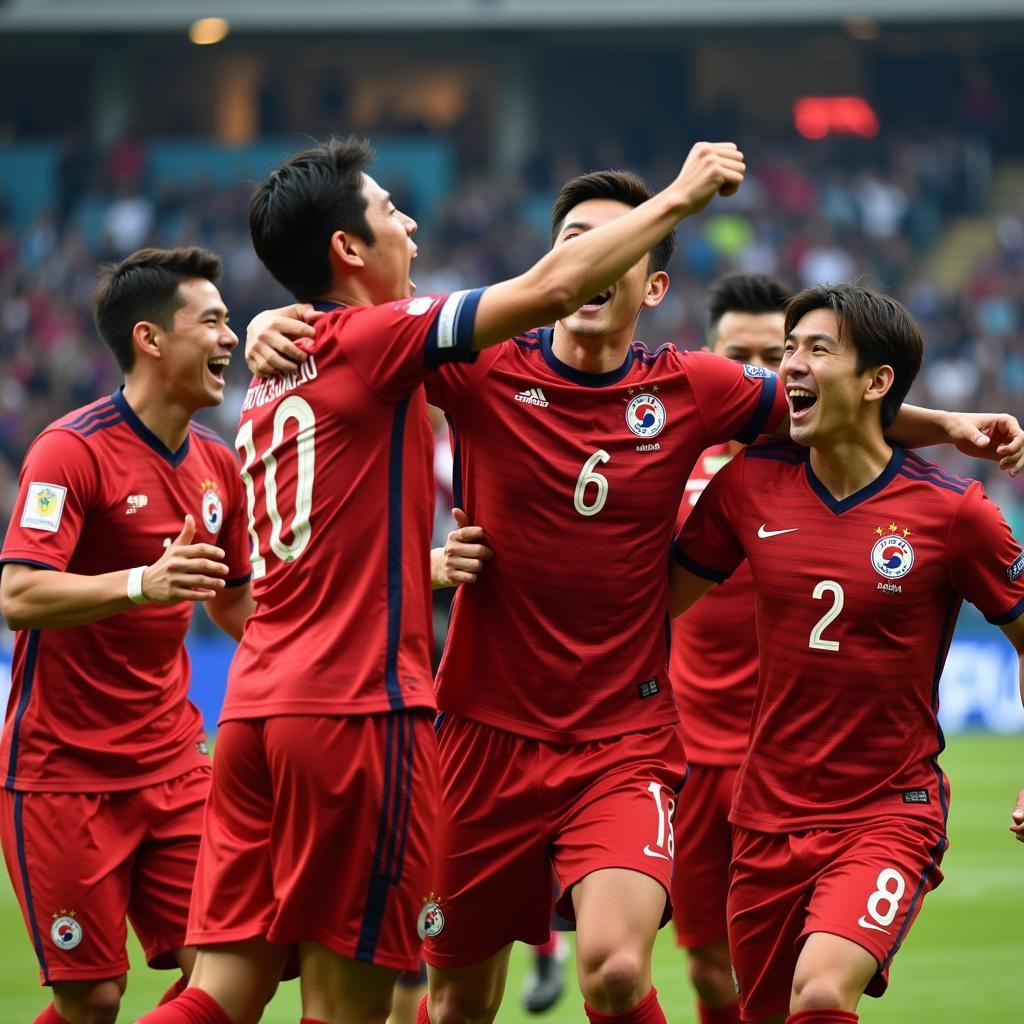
[[2, 733, 1021, 1022]]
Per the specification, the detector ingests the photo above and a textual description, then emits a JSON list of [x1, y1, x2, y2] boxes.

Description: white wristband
[[127, 565, 149, 605]]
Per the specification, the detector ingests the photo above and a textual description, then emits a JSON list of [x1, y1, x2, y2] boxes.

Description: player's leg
[[297, 942, 401, 1023], [0, 788, 147, 1024], [671, 763, 741, 1024], [786, 818, 947, 1023], [421, 715, 552, 1024], [573, 868, 665, 1015], [389, 964, 427, 1024], [554, 724, 687, 1024], [424, 947, 514, 1024]]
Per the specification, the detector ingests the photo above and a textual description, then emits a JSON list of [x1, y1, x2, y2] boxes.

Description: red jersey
[[674, 441, 1024, 833], [0, 390, 250, 792], [671, 443, 759, 765], [221, 290, 483, 721], [426, 330, 787, 742]]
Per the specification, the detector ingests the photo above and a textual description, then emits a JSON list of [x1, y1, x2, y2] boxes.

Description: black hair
[[707, 273, 789, 336], [550, 169, 675, 274], [93, 246, 222, 372], [249, 136, 376, 300]]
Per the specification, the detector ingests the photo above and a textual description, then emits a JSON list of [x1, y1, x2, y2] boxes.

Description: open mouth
[[208, 356, 230, 381], [581, 290, 612, 311], [788, 388, 818, 417]]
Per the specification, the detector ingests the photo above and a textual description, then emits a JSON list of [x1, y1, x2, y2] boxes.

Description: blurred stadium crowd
[[1, 126, 1023, 533]]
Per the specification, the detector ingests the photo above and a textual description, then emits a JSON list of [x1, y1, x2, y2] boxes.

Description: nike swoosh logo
[[642, 845, 672, 861], [757, 525, 799, 539], [857, 916, 890, 934]]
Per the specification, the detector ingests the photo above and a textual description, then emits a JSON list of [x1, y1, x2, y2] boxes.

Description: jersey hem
[[437, 705, 680, 744], [2, 756, 210, 794], [218, 695, 437, 723]]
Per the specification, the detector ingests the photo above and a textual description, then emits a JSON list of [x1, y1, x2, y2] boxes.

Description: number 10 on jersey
[[235, 395, 317, 579]]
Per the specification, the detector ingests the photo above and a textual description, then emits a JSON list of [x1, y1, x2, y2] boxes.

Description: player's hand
[[1010, 789, 1024, 843], [140, 515, 229, 604], [245, 304, 320, 379], [431, 508, 493, 588], [671, 142, 746, 216], [946, 411, 1024, 475]]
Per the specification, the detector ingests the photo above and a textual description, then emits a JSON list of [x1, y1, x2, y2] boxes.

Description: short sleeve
[[335, 289, 486, 403], [425, 345, 504, 413], [946, 482, 1024, 624], [217, 449, 253, 587], [1, 429, 99, 572], [685, 351, 787, 446], [672, 451, 747, 583]]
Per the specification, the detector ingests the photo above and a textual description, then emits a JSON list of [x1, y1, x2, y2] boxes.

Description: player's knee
[[687, 953, 736, 1007], [790, 973, 850, 1013], [428, 987, 500, 1024], [54, 979, 124, 1024], [578, 948, 647, 1009]]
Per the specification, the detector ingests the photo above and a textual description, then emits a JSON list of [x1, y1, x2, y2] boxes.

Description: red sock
[[158, 975, 190, 1006], [786, 1011, 858, 1024], [698, 1000, 741, 1024], [34, 1006, 71, 1024], [134, 988, 234, 1024], [417, 995, 431, 1024], [584, 987, 667, 1024], [533, 932, 558, 957]]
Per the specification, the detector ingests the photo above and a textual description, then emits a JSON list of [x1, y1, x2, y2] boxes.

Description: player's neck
[[809, 430, 892, 501], [551, 325, 633, 375], [121, 379, 192, 453]]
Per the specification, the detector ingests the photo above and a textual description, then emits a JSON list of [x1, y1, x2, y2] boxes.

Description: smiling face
[[156, 277, 238, 411], [782, 307, 891, 447], [553, 198, 666, 339], [350, 173, 419, 303]]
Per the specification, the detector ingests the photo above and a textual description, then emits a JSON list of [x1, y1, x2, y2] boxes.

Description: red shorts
[[671, 762, 738, 949], [187, 711, 438, 972], [728, 819, 947, 1022], [422, 714, 687, 968], [0, 767, 210, 984]]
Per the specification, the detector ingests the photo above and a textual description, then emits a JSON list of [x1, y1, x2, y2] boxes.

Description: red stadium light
[[793, 96, 880, 139]]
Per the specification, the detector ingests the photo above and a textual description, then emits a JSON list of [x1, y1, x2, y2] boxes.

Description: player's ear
[[330, 229, 366, 272], [863, 364, 895, 406], [643, 270, 670, 310], [132, 320, 162, 361]]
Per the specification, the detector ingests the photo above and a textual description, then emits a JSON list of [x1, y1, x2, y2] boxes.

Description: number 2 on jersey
[[809, 580, 844, 652], [235, 395, 316, 578]]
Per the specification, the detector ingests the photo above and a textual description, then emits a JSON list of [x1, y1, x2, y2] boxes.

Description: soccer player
[[670, 273, 788, 1024], [0, 247, 253, 1024], [670, 283, 1024, 1024], [245, 171, 1023, 1024], [138, 136, 749, 1024]]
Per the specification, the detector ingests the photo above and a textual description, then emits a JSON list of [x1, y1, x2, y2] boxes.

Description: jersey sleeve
[[0, 429, 99, 572], [946, 482, 1024, 624], [333, 289, 486, 403], [217, 448, 253, 587], [424, 344, 505, 413], [685, 351, 787, 446], [671, 451, 747, 583]]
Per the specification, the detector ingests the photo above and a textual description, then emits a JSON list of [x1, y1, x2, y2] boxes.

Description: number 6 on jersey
[[236, 395, 316, 579]]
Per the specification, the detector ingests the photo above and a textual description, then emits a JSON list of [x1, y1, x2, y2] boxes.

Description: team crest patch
[[200, 479, 223, 534], [398, 296, 435, 317], [417, 899, 445, 939], [51, 911, 83, 951], [743, 363, 773, 379], [625, 394, 666, 438], [871, 533, 914, 580], [21, 482, 68, 533]]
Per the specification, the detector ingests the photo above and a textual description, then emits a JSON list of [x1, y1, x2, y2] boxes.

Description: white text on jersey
[[515, 387, 549, 408], [242, 356, 320, 411]]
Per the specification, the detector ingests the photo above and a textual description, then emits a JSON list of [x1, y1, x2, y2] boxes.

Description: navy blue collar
[[112, 388, 191, 468], [804, 444, 905, 515], [540, 327, 636, 387], [312, 300, 348, 313]]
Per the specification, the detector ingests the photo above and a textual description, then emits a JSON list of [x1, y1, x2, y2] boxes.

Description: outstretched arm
[[888, 406, 1024, 476]]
